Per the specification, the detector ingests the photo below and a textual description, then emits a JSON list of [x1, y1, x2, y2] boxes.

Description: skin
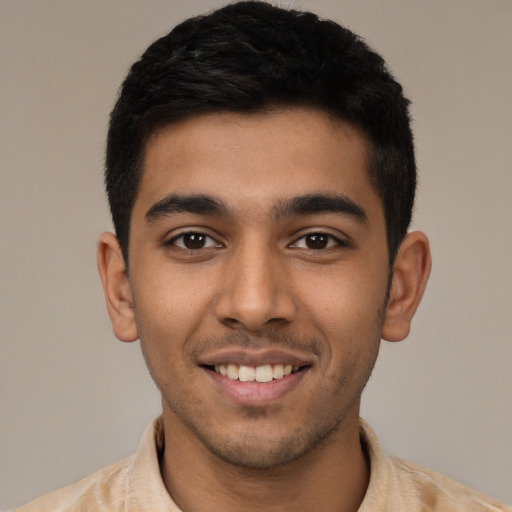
[[98, 107, 431, 512]]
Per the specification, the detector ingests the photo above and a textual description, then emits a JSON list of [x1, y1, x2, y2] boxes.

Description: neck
[[160, 406, 370, 512]]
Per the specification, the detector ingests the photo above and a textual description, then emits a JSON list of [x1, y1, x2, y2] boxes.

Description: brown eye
[[170, 232, 220, 250], [182, 233, 207, 249], [304, 234, 329, 249], [290, 232, 343, 250]]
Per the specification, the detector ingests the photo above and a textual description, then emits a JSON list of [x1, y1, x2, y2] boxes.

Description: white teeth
[[239, 366, 255, 382], [255, 365, 273, 382], [227, 364, 239, 380], [214, 363, 301, 382], [273, 364, 284, 379]]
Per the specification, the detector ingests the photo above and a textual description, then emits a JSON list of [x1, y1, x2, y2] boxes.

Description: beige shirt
[[15, 417, 509, 512]]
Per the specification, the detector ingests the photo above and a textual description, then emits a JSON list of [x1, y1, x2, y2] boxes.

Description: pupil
[[306, 234, 328, 249], [184, 233, 205, 249]]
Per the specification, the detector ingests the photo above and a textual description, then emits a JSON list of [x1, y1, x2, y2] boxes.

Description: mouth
[[202, 363, 306, 383], [198, 349, 314, 404], [199, 351, 313, 404]]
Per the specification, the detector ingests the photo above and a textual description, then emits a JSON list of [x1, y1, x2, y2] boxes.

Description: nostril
[[221, 317, 242, 328]]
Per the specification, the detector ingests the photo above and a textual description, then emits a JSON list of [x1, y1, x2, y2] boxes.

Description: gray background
[[1, 0, 511, 509]]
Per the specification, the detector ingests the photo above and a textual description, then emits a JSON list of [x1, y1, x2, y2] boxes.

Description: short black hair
[[106, 1, 416, 265]]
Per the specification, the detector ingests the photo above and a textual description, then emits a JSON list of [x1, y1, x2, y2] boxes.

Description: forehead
[[133, 107, 382, 223]]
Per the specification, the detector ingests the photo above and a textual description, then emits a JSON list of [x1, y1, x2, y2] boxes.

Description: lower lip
[[204, 368, 309, 406]]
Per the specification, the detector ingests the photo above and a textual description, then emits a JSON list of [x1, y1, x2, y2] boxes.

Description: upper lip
[[198, 348, 315, 368]]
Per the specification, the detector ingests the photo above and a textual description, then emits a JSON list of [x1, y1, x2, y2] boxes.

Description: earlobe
[[97, 232, 139, 342], [381, 231, 431, 342]]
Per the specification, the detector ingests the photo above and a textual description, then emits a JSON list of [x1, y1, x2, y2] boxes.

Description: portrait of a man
[[1, 1, 510, 510]]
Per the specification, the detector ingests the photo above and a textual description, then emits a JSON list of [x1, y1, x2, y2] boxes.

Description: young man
[[16, 2, 508, 511]]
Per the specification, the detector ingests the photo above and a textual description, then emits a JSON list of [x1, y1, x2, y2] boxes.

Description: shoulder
[[387, 455, 510, 511], [13, 456, 134, 512], [13, 416, 171, 512], [359, 419, 510, 512]]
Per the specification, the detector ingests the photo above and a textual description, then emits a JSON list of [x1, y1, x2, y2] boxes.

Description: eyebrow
[[145, 192, 367, 223], [145, 194, 230, 222], [273, 193, 368, 223]]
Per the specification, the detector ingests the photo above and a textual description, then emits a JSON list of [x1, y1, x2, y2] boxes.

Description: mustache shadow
[[189, 329, 323, 358]]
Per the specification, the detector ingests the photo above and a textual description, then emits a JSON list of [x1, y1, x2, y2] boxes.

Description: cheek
[[132, 267, 216, 350], [298, 262, 388, 334], [295, 264, 386, 384]]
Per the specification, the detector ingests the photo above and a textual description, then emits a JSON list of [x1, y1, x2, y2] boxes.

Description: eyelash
[[165, 231, 347, 252], [290, 232, 346, 251], [167, 231, 222, 250]]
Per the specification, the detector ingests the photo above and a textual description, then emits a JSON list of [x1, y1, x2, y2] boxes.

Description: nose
[[214, 240, 296, 332]]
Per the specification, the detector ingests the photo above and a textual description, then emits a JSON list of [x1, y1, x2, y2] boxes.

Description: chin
[[210, 437, 302, 469], [198, 417, 344, 470]]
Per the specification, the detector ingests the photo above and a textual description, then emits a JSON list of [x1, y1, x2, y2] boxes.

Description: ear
[[382, 231, 431, 342], [97, 232, 138, 342]]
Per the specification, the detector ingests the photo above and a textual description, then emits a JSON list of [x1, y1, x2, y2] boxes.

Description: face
[[127, 107, 391, 469]]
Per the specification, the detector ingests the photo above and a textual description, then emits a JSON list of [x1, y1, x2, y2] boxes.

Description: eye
[[168, 232, 221, 250], [291, 233, 343, 250]]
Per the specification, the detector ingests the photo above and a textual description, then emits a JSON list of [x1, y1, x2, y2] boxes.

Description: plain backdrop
[[1, 0, 511, 509]]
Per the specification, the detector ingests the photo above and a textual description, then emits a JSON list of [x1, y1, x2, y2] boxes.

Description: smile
[[213, 364, 301, 382], [201, 356, 311, 404]]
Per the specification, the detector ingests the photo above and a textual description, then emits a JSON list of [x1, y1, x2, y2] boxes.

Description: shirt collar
[[126, 416, 389, 511]]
